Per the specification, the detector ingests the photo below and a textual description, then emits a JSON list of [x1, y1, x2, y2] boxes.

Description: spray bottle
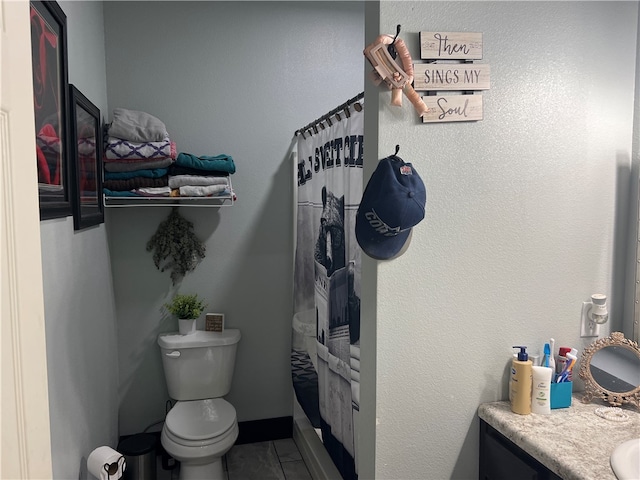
[[510, 346, 533, 415]]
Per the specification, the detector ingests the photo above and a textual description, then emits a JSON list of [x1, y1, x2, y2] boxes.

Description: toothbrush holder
[[550, 381, 572, 409]]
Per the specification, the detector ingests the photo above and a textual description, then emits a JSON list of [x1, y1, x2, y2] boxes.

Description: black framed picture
[[69, 85, 104, 230], [30, 0, 72, 220]]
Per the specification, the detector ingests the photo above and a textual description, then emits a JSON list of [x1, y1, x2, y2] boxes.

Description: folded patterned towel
[[104, 158, 174, 173], [108, 108, 168, 143], [168, 175, 229, 189], [179, 184, 229, 197], [105, 136, 172, 161], [104, 168, 169, 180], [175, 152, 236, 174]]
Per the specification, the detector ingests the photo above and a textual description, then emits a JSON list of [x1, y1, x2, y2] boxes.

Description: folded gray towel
[[168, 175, 229, 189], [179, 184, 229, 197], [108, 108, 168, 143]]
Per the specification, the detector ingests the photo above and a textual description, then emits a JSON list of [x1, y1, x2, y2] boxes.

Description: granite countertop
[[478, 394, 640, 480]]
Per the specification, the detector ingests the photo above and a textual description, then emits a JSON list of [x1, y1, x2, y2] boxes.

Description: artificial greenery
[[164, 293, 207, 319], [146, 208, 206, 285]]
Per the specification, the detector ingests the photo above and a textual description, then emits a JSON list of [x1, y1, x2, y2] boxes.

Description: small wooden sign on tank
[[414, 32, 489, 123], [206, 313, 225, 332]]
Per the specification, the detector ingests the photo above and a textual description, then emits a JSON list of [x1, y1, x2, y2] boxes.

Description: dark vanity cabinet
[[479, 420, 563, 480]]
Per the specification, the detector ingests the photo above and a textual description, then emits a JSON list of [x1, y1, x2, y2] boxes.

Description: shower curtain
[[292, 100, 363, 480]]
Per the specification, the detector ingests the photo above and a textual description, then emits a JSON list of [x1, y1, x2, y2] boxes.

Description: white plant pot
[[178, 318, 196, 335]]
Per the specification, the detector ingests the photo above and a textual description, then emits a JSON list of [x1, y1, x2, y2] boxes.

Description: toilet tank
[[158, 329, 241, 401]]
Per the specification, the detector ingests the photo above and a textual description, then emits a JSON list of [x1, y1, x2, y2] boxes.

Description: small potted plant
[[164, 293, 207, 335]]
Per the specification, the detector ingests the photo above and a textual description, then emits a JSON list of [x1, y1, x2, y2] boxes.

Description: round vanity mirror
[[579, 332, 640, 408]]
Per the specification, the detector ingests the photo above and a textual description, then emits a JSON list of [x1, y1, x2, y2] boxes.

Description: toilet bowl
[[157, 330, 242, 480], [161, 398, 238, 480]]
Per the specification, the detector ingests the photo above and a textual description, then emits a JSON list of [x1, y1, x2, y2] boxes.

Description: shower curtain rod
[[294, 91, 364, 138]]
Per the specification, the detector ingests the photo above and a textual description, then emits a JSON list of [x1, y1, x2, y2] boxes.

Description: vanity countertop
[[478, 394, 640, 480]]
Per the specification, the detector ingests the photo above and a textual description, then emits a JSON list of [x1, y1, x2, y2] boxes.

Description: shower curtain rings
[[293, 91, 364, 137]]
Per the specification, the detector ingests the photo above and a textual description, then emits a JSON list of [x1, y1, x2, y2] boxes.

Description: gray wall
[[39, 2, 118, 479], [102, 1, 365, 435], [368, 2, 638, 479]]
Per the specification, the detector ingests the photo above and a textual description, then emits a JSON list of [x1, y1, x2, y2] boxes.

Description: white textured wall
[[39, 2, 118, 479], [371, 2, 638, 479], [102, 1, 364, 435], [626, 5, 640, 343]]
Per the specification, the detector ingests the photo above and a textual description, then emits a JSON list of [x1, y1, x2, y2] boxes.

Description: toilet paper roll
[[87, 446, 126, 480]]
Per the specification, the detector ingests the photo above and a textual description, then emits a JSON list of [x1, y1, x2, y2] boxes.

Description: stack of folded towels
[[103, 108, 175, 197], [103, 108, 236, 199], [168, 152, 235, 199]]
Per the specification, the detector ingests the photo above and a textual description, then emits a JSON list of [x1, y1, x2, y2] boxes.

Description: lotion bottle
[[510, 346, 532, 415], [531, 366, 553, 414]]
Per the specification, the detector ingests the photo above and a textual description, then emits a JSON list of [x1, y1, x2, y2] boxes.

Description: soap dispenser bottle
[[510, 346, 533, 415]]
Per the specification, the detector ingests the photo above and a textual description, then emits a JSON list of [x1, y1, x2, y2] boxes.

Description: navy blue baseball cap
[[356, 155, 426, 260]]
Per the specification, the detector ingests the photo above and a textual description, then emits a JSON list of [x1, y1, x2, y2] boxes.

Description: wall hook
[[393, 24, 401, 43], [394, 144, 400, 156], [388, 24, 402, 59]]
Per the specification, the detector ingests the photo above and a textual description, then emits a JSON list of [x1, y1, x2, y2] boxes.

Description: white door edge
[[1, 1, 53, 478]]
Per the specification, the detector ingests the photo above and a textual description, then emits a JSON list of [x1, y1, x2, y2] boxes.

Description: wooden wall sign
[[415, 30, 489, 123], [413, 64, 490, 91], [421, 94, 483, 123], [420, 32, 483, 60]]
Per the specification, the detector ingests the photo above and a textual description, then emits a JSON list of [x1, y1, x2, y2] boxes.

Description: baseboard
[[120, 416, 294, 448], [236, 416, 293, 445], [119, 418, 293, 472], [293, 400, 342, 480]]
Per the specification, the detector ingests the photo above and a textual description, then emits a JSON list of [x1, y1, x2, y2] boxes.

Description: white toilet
[[158, 329, 241, 480]]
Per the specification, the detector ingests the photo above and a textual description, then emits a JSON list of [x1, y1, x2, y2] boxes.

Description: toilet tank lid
[[158, 329, 241, 349]]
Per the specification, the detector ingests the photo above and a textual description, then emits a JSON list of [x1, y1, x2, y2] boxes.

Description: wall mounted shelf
[[104, 179, 235, 208], [104, 195, 234, 208]]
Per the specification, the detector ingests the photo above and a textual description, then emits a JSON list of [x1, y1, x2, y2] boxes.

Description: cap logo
[[364, 209, 403, 237], [400, 165, 413, 175]]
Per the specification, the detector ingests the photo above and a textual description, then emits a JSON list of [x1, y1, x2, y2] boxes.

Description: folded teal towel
[[176, 152, 236, 174], [104, 168, 168, 180], [103, 188, 140, 197]]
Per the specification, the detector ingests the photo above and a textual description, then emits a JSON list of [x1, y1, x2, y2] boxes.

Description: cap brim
[[355, 224, 413, 261]]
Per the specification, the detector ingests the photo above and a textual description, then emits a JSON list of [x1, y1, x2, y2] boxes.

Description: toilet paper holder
[[88, 445, 127, 480], [103, 456, 125, 479]]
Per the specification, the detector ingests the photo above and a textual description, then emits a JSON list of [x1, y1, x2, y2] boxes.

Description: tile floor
[[157, 438, 312, 480]]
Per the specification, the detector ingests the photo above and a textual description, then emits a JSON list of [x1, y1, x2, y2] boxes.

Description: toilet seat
[[164, 398, 237, 447], [163, 421, 238, 450]]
